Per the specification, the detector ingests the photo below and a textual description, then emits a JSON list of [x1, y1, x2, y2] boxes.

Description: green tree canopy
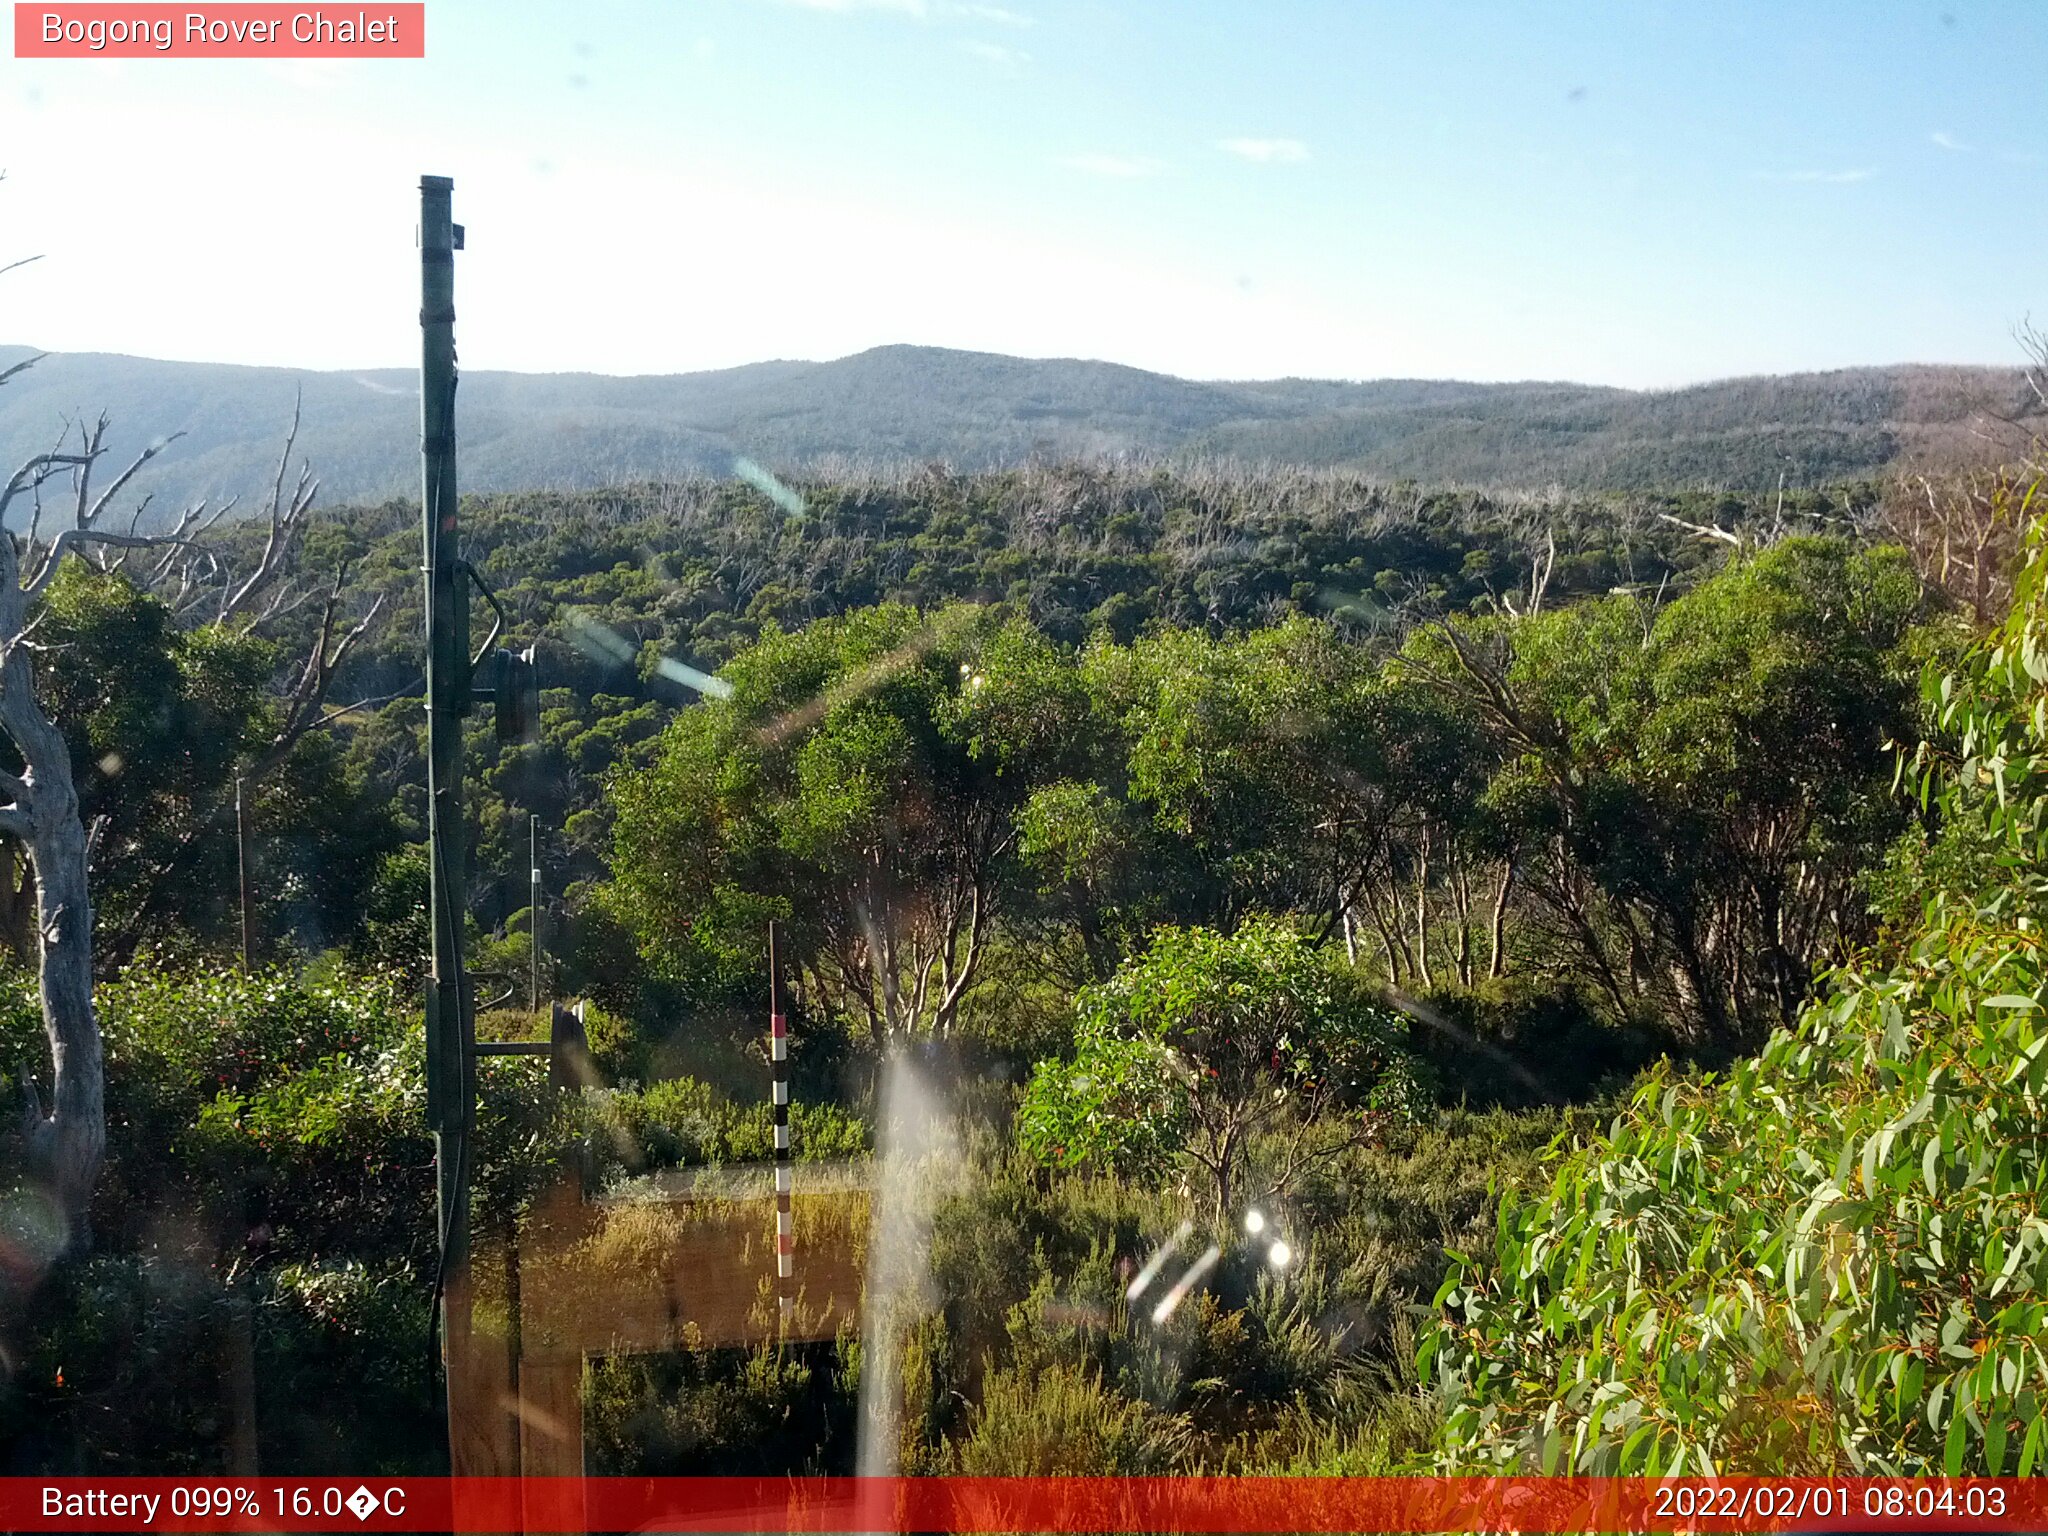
[[1424, 509, 2048, 1476], [606, 603, 1061, 1040], [7, 565, 397, 963], [1395, 536, 1925, 1046], [1019, 917, 1426, 1215]]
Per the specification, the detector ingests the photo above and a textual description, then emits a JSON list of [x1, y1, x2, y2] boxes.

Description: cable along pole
[[417, 176, 524, 1479]]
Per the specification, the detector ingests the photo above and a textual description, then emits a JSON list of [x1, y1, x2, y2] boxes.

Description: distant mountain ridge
[[0, 343, 2031, 521]]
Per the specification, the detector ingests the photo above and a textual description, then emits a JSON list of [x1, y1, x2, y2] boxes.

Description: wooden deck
[[448, 1158, 875, 1526]]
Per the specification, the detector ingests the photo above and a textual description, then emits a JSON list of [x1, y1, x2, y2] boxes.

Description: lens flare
[[1150, 1243, 1221, 1325], [1125, 1217, 1195, 1302]]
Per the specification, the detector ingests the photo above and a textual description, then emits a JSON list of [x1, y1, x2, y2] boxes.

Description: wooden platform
[[447, 1159, 874, 1528]]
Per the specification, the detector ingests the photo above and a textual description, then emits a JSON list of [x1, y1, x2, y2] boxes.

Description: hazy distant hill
[[0, 343, 2032, 522]]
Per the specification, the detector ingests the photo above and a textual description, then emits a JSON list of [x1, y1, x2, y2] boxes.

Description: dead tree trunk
[[0, 393, 214, 1249], [9, 776, 100, 1242], [1, 538, 103, 1245]]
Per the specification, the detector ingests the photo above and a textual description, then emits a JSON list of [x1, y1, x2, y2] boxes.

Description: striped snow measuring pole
[[769, 921, 793, 1327]]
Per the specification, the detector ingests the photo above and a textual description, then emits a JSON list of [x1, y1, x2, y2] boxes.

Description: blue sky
[[3, 0, 2045, 385]]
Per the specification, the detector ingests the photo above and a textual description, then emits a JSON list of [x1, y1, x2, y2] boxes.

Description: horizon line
[[0, 339, 2027, 398]]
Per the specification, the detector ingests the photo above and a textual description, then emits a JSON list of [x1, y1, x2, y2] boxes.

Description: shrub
[[186, 1037, 434, 1271], [1423, 497, 2048, 1475], [0, 1254, 231, 1474], [1405, 977, 1667, 1109], [1019, 919, 1430, 1216], [948, 1360, 1191, 1474], [584, 1341, 852, 1475], [585, 1075, 871, 1181], [252, 1262, 438, 1473]]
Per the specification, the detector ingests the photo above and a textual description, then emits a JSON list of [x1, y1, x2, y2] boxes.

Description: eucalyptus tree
[[0, 382, 201, 1243], [1018, 917, 1423, 1217], [0, 350, 379, 1244], [1395, 536, 1925, 1045], [1058, 618, 1390, 943], [1425, 501, 2048, 1477], [609, 603, 1063, 1041]]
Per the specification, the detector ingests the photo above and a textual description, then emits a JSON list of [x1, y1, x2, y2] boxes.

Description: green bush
[[0, 1247, 439, 1476], [2, 963, 423, 1255], [252, 1262, 439, 1473], [1235, 1392, 1443, 1474], [354, 847, 431, 983], [1407, 976, 1668, 1109], [577, 998, 642, 1083], [185, 1035, 435, 1272], [1019, 919, 1430, 1216], [948, 1360, 1191, 1474], [0, 1254, 232, 1474], [585, 1075, 871, 1180], [1423, 502, 2048, 1475], [927, 1146, 1187, 1387], [584, 1342, 853, 1474]]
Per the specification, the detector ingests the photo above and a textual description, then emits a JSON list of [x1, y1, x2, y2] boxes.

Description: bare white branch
[[26, 529, 206, 600], [1656, 511, 1745, 548], [80, 430, 184, 534], [0, 349, 46, 388], [0, 452, 93, 529]]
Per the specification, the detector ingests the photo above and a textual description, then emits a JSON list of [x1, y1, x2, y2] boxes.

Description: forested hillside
[[12, 0, 2048, 1492], [0, 343, 2030, 519], [278, 463, 1851, 932], [4, 448, 2044, 1481]]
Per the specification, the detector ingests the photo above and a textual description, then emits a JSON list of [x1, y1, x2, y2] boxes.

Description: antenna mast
[[419, 175, 520, 1478]]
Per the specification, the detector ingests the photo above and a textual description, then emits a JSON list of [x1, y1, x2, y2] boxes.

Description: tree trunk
[[1458, 868, 1474, 987], [1487, 860, 1515, 980], [1413, 833, 1434, 991], [1210, 1122, 1239, 1221], [1075, 903, 1116, 983], [1364, 887, 1408, 983], [9, 692, 103, 1250], [1453, 863, 1473, 988]]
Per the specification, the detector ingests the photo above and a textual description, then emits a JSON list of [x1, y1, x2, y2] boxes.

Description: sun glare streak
[[566, 608, 736, 700], [755, 605, 983, 746], [732, 455, 807, 517], [1125, 1216, 1195, 1302], [1150, 1242, 1221, 1325], [655, 654, 735, 699], [563, 607, 637, 666], [857, 1052, 960, 1481]]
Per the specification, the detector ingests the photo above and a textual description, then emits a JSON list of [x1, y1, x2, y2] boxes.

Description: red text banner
[[14, 5, 424, 57], [3, 1476, 2046, 1533]]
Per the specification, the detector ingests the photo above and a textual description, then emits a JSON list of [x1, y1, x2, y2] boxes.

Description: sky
[[2, 0, 2045, 387]]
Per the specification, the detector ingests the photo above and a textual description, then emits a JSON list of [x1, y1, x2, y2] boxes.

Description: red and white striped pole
[[769, 920, 793, 1329]]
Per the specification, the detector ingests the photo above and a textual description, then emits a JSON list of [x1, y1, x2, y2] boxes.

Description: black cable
[[422, 750, 470, 1409], [419, 364, 476, 1424], [423, 1098, 469, 1401]]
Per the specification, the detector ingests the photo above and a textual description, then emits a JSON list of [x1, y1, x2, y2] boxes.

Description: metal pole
[[234, 775, 253, 971], [418, 172, 477, 1455], [417, 177, 520, 1491], [769, 921, 793, 1329]]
